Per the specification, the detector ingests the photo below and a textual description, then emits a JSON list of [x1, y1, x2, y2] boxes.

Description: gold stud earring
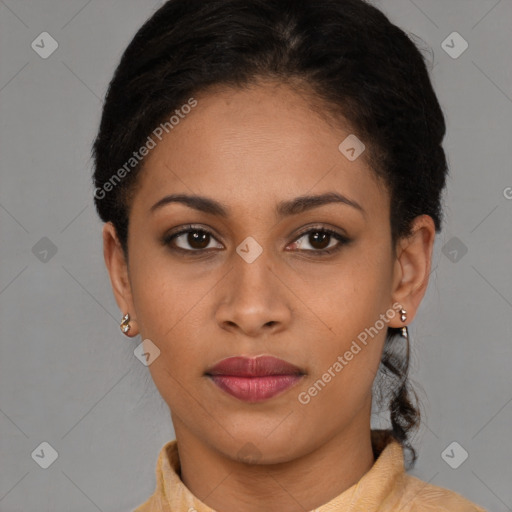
[[399, 308, 408, 340], [120, 313, 131, 334]]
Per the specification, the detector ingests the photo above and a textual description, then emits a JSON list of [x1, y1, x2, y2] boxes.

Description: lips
[[205, 356, 305, 403], [207, 355, 304, 377]]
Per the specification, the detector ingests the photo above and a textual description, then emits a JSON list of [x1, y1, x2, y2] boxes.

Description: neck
[[173, 414, 376, 512]]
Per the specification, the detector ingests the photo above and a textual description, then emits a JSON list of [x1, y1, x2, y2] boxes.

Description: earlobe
[[102, 222, 139, 336], [390, 215, 436, 327]]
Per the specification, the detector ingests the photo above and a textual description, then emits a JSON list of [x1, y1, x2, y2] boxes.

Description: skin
[[103, 80, 435, 512]]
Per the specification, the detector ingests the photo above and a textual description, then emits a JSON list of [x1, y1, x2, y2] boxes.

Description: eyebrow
[[150, 191, 366, 218]]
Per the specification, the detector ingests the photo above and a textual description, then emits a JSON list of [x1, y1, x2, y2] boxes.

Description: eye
[[162, 224, 350, 256], [288, 227, 350, 255], [163, 225, 223, 253]]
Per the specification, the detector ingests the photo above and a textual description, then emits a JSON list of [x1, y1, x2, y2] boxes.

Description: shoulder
[[394, 473, 488, 512]]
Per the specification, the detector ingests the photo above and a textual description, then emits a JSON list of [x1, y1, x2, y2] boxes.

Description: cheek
[[129, 246, 209, 337], [292, 241, 393, 397], [294, 244, 393, 338], [295, 321, 386, 431], [128, 252, 210, 386]]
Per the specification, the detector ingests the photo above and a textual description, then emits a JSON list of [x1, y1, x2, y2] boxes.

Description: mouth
[[205, 355, 306, 403]]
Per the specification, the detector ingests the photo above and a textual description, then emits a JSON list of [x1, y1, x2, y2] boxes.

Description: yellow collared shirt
[[134, 433, 487, 512]]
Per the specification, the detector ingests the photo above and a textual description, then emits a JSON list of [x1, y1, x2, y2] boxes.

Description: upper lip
[[206, 355, 305, 377]]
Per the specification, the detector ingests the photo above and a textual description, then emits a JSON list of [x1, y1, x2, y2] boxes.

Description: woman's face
[[105, 80, 432, 463]]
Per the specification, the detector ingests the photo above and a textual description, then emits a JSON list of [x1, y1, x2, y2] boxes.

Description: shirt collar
[[137, 430, 404, 512]]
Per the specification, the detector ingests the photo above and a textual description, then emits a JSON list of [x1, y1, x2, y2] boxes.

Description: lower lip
[[208, 375, 303, 403]]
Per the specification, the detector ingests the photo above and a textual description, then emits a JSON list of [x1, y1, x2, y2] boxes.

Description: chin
[[211, 427, 308, 465]]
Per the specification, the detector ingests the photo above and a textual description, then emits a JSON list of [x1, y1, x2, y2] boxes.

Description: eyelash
[[162, 224, 351, 256]]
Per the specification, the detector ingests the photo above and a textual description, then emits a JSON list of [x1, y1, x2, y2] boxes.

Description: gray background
[[1, 0, 511, 511]]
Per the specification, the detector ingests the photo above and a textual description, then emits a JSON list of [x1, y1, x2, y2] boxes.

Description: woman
[[92, 0, 487, 510]]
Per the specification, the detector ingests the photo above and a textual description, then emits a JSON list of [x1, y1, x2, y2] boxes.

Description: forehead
[[131, 81, 388, 221]]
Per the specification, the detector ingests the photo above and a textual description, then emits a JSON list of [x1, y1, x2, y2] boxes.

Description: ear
[[389, 214, 436, 327], [102, 222, 139, 336]]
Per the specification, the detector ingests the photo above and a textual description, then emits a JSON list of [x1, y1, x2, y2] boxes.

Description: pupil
[[311, 231, 330, 249], [189, 231, 209, 249]]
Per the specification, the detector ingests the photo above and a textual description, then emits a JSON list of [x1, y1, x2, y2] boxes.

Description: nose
[[215, 253, 292, 338]]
